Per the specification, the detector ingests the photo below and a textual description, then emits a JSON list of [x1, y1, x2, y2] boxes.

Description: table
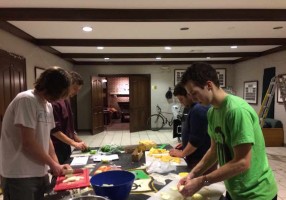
[[44, 145, 225, 200]]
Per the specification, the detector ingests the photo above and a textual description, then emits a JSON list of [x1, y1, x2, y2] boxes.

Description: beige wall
[[2, 28, 284, 142], [233, 50, 286, 144], [74, 64, 233, 130], [0, 29, 73, 89]]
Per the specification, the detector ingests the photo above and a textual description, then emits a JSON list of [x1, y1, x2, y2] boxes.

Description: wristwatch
[[203, 175, 211, 186]]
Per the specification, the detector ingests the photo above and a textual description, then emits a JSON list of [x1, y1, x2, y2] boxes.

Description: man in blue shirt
[[170, 83, 216, 172]]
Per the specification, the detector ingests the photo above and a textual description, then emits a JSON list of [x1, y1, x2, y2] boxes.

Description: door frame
[[98, 74, 151, 131]]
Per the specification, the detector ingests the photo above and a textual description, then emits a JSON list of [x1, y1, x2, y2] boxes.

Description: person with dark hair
[[177, 63, 277, 200], [0, 66, 72, 200], [51, 71, 88, 164], [171, 83, 216, 172]]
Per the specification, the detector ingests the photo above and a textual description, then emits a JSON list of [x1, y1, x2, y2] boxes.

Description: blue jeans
[[2, 175, 49, 200]]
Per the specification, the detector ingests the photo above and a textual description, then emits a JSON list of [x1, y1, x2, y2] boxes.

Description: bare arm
[[203, 143, 251, 183], [21, 126, 64, 176], [49, 139, 59, 163], [179, 143, 252, 197], [189, 139, 218, 177], [52, 131, 87, 150], [74, 133, 88, 149], [73, 133, 82, 143], [169, 142, 197, 158]]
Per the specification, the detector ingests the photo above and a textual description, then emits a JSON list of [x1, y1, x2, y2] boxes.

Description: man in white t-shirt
[[0, 67, 72, 200]]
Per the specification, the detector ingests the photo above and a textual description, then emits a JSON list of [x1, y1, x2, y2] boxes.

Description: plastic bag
[[146, 160, 176, 174]]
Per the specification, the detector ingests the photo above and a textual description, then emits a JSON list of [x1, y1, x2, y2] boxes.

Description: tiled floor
[[0, 125, 285, 199]]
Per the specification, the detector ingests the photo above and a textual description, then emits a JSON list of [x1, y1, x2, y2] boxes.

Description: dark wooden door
[[0, 50, 26, 134], [91, 76, 104, 134], [10, 54, 26, 98], [129, 75, 151, 132]]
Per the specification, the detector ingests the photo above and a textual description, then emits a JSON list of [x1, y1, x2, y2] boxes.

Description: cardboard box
[[132, 148, 143, 162], [138, 140, 157, 151], [262, 128, 284, 147], [124, 145, 137, 154]]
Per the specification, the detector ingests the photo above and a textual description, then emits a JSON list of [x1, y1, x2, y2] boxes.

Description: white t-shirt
[[0, 90, 55, 178]]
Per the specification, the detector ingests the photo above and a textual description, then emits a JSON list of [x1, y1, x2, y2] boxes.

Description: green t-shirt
[[208, 95, 277, 200]]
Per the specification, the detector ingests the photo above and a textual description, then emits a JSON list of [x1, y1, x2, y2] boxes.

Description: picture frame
[[34, 66, 45, 80], [243, 81, 258, 104], [174, 69, 186, 85], [216, 68, 226, 88], [277, 74, 286, 103]]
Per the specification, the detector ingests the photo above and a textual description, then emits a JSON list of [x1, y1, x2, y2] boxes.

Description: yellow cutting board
[[147, 178, 225, 200]]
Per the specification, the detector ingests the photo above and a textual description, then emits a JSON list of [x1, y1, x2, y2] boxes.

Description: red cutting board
[[54, 168, 90, 191]]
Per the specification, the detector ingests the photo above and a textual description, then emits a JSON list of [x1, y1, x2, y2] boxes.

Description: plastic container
[[90, 170, 135, 200]]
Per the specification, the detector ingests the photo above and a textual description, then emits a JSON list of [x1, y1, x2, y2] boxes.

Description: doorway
[[98, 74, 151, 133], [104, 76, 130, 131]]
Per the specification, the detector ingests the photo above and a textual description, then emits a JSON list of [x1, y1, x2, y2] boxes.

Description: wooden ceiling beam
[[1, 8, 286, 21], [62, 52, 258, 58], [0, 21, 35, 43], [233, 45, 286, 64], [0, 21, 62, 56], [73, 60, 232, 65], [37, 38, 286, 46]]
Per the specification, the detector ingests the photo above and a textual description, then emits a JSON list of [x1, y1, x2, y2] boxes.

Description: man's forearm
[[190, 147, 217, 177], [182, 143, 196, 157], [73, 133, 82, 143], [203, 144, 252, 185], [21, 127, 57, 167], [49, 139, 59, 163], [53, 131, 76, 146]]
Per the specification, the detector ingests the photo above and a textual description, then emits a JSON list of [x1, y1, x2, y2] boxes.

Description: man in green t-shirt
[[177, 62, 277, 200]]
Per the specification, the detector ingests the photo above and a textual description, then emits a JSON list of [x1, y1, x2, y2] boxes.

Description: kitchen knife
[[48, 168, 84, 175], [62, 168, 84, 175]]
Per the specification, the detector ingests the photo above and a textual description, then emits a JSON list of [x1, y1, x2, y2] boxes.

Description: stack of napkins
[[92, 154, 119, 162], [70, 156, 89, 166]]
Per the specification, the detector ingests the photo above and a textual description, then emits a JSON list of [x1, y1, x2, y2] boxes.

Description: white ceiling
[[53, 46, 278, 54], [9, 21, 286, 39], [1, 1, 286, 65]]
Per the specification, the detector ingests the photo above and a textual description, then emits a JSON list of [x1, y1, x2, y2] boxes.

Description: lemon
[[192, 193, 204, 200], [179, 172, 188, 178]]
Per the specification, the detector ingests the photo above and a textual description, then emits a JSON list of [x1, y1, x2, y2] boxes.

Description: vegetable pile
[[99, 144, 124, 153]]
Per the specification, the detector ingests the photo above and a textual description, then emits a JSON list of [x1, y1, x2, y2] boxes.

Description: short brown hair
[[34, 66, 71, 101], [181, 62, 220, 88], [70, 71, 84, 85], [173, 83, 187, 97]]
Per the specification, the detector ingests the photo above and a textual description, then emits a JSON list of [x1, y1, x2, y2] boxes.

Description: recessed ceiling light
[[230, 46, 238, 49], [97, 47, 104, 50], [104, 57, 110, 60], [206, 57, 211, 59], [82, 26, 92, 32], [156, 57, 161, 60], [273, 26, 283, 30], [164, 46, 172, 50], [180, 27, 189, 31]]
